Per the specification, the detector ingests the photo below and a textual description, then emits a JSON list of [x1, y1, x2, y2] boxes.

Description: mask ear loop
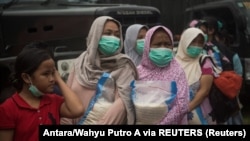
[[27, 76, 33, 86]]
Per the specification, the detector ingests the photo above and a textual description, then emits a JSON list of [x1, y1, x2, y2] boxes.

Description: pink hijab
[[137, 25, 189, 124]]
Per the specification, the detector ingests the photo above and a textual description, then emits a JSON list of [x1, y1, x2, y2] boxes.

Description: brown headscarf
[[73, 16, 138, 124]]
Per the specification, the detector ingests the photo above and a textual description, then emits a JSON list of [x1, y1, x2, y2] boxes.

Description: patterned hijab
[[137, 25, 189, 124], [124, 24, 148, 66], [137, 25, 176, 79], [175, 27, 205, 85]]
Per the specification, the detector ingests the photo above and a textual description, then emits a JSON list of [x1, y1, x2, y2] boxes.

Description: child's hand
[[53, 68, 63, 83]]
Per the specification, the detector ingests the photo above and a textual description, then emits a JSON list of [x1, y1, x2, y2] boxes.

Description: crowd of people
[[0, 15, 244, 141]]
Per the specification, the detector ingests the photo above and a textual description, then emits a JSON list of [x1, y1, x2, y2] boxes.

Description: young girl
[[0, 45, 84, 141]]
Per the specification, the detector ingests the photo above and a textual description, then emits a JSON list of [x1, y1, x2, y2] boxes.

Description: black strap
[[199, 55, 216, 67]]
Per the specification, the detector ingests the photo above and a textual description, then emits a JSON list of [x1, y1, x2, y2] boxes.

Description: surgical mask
[[149, 47, 173, 67], [28, 77, 44, 97], [135, 39, 145, 55], [187, 45, 203, 58], [98, 35, 120, 56], [29, 84, 44, 97]]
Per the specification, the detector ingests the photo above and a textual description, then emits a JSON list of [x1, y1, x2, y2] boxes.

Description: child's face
[[30, 58, 56, 93]]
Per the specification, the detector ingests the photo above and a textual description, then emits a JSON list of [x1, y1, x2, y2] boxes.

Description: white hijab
[[124, 24, 148, 66], [175, 27, 205, 85]]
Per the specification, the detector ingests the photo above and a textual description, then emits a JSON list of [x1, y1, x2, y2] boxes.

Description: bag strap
[[199, 55, 221, 75], [199, 55, 215, 67]]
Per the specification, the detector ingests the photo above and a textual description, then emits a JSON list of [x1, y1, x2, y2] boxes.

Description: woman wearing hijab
[[137, 25, 189, 124], [175, 27, 216, 124], [60, 16, 138, 125], [124, 24, 148, 66]]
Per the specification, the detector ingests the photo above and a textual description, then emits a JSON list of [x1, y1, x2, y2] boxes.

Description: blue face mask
[[187, 45, 203, 58], [29, 84, 44, 97], [149, 47, 173, 67], [98, 35, 120, 56], [135, 39, 145, 55]]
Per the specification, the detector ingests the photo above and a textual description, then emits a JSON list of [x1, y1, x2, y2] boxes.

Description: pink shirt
[[201, 58, 214, 75]]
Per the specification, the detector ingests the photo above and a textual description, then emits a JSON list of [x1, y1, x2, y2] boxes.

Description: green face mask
[[149, 47, 173, 67], [187, 45, 203, 58], [98, 35, 120, 56], [135, 39, 145, 55], [29, 84, 44, 97]]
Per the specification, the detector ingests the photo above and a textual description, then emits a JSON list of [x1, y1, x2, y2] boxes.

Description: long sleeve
[[233, 53, 243, 76], [159, 70, 189, 125]]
